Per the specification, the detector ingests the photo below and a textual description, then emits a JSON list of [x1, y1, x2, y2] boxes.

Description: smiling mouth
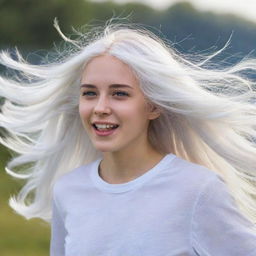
[[92, 124, 119, 131]]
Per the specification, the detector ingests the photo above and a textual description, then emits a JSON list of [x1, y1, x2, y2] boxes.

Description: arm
[[50, 191, 67, 256], [190, 175, 256, 255]]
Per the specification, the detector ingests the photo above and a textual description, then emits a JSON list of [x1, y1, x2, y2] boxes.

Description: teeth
[[94, 124, 118, 129]]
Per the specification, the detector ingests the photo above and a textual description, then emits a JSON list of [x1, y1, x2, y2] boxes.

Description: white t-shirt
[[50, 153, 256, 256]]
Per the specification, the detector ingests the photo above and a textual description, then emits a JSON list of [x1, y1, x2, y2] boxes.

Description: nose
[[94, 95, 112, 116]]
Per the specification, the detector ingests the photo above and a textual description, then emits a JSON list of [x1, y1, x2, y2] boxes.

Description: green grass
[[0, 145, 50, 255]]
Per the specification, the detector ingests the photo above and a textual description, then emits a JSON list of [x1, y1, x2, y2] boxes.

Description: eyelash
[[82, 91, 129, 97]]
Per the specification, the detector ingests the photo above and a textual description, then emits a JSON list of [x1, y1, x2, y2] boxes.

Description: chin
[[93, 144, 117, 152], [94, 144, 125, 153]]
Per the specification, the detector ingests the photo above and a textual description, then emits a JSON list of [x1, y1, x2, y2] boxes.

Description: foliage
[[0, 0, 256, 57]]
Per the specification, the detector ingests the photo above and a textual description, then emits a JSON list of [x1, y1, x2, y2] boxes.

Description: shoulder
[[189, 167, 252, 231], [163, 155, 244, 216], [170, 155, 220, 188], [188, 165, 256, 255], [52, 158, 100, 197], [159, 155, 223, 210]]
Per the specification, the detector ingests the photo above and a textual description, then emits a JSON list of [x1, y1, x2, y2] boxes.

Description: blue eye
[[81, 91, 129, 97], [82, 91, 96, 96], [113, 91, 129, 97]]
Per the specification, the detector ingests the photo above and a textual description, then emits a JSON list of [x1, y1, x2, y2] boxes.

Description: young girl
[[1, 21, 256, 255]]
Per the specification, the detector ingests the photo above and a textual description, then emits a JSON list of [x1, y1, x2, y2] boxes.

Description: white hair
[[0, 21, 256, 226]]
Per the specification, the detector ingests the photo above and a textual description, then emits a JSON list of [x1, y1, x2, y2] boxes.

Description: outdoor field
[[0, 145, 50, 256]]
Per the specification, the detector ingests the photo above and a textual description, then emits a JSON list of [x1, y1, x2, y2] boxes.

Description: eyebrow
[[80, 84, 134, 89]]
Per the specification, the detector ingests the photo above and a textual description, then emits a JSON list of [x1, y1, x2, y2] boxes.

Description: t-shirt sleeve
[[190, 174, 256, 256], [50, 185, 67, 256]]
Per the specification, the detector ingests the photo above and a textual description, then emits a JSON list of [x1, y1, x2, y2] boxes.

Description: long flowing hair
[[0, 21, 256, 225]]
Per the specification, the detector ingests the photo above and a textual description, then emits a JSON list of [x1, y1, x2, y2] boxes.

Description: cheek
[[79, 102, 91, 123], [118, 103, 149, 125]]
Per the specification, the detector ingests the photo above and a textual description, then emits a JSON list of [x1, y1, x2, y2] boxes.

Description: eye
[[82, 91, 96, 96], [113, 91, 129, 97]]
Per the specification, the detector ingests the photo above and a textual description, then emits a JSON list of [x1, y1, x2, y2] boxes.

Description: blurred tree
[[0, 0, 94, 49], [0, 0, 256, 59], [159, 2, 256, 58]]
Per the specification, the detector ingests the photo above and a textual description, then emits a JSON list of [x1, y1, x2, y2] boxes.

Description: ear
[[147, 103, 161, 120]]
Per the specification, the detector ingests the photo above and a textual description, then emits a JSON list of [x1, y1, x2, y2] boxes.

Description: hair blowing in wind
[[0, 20, 256, 227]]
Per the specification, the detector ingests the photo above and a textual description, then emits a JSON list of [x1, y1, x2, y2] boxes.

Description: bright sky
[[92, 0, 256, 23]]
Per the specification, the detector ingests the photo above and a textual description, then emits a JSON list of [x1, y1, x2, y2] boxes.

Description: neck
[[99, 145, 166, 184]]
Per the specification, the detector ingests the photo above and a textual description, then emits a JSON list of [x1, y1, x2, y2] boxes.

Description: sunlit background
[[93, 0, 256, 23], [0, 0, 256, 255]]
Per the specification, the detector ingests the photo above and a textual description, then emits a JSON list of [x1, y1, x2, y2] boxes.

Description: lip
[[92, 124, 119, 137], [92, 121, 119, 125]]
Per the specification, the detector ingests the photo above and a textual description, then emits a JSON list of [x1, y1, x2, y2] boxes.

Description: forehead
[[81, 55, 139, 87]]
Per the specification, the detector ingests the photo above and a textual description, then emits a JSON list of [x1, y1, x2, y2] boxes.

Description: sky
[[91, 0, 256, 23]]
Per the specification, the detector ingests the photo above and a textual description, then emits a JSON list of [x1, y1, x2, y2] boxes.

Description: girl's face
[[79, 54, 160, 153]]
